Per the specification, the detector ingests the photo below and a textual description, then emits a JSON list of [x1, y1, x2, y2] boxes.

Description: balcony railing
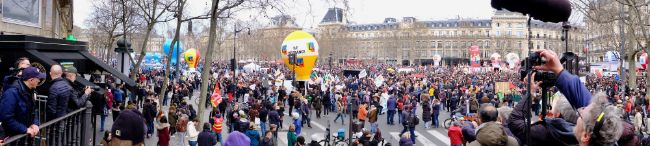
[[3, 100, 94, 146]]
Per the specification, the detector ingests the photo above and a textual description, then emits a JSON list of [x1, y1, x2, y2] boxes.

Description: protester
[[187, 118, 200, 146], [448, 121, 464, 146], [288, 124, 298, 146], [245, 124, 261, 146], [223, 131, 251, 146], [198, 123, 217, 146], [261, 131, 274, 146], [156, 116, 171, 146]]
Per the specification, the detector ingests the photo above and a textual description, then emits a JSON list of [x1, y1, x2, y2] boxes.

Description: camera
[[520, 52, 557, 87]]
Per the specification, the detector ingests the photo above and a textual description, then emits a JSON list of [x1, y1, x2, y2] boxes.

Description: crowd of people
[[0, 49, 648, 146]]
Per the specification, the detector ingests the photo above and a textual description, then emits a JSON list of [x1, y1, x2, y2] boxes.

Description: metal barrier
[[3, 101, 94, 146]]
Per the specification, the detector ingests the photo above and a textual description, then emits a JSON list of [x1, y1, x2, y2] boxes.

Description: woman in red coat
[[156, 116, 171, 146]]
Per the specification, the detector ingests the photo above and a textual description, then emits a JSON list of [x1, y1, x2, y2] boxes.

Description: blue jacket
[[387, 96, 397, 111], [554, 70, 590, 108], [245, 129, 261, 146], [113, 88, 124, 103], [47, 77, 73, 121], [293, 119, 302, 135], [0, 80, 39, 136]]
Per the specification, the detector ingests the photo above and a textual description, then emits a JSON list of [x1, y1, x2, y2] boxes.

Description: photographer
[[516, 49, 625, 146]]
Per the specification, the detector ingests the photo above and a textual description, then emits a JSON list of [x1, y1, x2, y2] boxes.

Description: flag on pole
[[210, 83, 222, 108]]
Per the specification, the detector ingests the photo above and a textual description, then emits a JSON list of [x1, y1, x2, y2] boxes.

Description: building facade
[[317, 9, 586, 66], [0, 0, 72, 38]]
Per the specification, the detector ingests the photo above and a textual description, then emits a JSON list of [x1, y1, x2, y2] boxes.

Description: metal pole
[[233, 24, 237, 101], [525, 16, 532, 146], [348, 102, 352, 145]]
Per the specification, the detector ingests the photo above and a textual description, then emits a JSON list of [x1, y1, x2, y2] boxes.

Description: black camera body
[[520, 52, 557, 87]]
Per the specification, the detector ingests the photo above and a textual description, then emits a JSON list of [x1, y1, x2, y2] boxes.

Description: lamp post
[[232, 24, 250, 101]]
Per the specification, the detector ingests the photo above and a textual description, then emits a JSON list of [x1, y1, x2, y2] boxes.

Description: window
[[4, 0, 42, 27], [438, 41, 443, 48], [485, 41, 490, 48], [487, 31, 490, 37], [508, 30, 512, 36], [517, 31, 523, 38], [497, 23, 500, 27], [496, 31, 500, 36], [508, 23, 512, 28], [518, 41, 522, 48]]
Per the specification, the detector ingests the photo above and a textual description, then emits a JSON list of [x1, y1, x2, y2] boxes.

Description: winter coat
[[288, 131, 298, 146], [156, 123, 170, 146], [448, 125, 464, 145], [399, 136, 414, 146], [197, 128, 217, 146], [245, 129, 261, 146], [387, 96, 397, 111], [422, 103, 432, 122], [47, 77, 74, 121], [507, 92, 578, 146], [187, 121, 200, 141], [368, 108, 378, 123], [0, 81, 39, 136]]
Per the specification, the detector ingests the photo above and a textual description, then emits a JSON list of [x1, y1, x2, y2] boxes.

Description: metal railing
[[3, 101, 94, 146]]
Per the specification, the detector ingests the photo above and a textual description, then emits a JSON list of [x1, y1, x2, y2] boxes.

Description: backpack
[[176, 117, 188, 132]]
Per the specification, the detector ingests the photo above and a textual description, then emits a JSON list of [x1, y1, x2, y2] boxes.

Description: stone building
[[0, 0, 72, 38], [317, 9, 586, 66]]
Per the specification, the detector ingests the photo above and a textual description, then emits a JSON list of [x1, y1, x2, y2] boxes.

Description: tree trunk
[[628, 50, 637, 89], [197, 0, 220, 131], [132, 23, 154, 88], [159, 0, 184, 108]]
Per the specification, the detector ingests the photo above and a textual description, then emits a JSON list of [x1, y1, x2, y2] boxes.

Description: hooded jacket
[[467, 122, 518, 146], [507, 93, 578, 146]]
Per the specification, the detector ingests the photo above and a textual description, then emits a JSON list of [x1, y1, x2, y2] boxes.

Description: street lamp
[[232, 24, 250, 101]]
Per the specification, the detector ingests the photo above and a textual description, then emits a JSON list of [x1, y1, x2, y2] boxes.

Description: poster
[[469, 46, 481, 67], [495, 82, 512, 94]]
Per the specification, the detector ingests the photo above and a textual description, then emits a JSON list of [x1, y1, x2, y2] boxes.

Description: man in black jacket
[[197, 123, 217, 146]]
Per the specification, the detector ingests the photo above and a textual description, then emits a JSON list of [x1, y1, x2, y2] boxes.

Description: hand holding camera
[[532, 49, 564, 75]]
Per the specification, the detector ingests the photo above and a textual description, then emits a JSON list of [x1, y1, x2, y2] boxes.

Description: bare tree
[[573, 0, 650, 90], [130, 0, 176, 105]]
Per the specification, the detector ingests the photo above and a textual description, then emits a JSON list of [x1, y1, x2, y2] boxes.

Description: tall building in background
[[317, 9, 585, 66]]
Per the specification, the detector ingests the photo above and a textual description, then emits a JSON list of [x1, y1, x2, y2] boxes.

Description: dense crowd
[[0, 49, 649, 146]]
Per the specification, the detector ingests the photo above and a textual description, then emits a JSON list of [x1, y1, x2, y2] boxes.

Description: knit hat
[[474, 122, 517, 146], [111, 109, 147, 144]]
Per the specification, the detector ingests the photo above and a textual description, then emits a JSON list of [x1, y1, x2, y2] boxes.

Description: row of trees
[[573, 0, 650, 91], [84, 0, 299, 129]]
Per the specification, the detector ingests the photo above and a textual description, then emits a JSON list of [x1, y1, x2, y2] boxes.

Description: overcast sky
[[74, 0, 500, 30]]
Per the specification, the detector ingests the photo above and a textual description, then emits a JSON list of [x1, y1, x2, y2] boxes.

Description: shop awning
[[0, 35, 137, 88]]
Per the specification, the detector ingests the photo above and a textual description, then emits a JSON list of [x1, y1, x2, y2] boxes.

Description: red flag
[[210, 83, 222, 108]]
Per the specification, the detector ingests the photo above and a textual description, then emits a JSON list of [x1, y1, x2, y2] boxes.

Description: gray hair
[[552, 93, 578, 124], [496, 106, 513, 123], [583, 92, 623, 146]]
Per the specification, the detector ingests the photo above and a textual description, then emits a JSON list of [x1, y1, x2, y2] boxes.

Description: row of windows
[[347, 30, 492, 38], [349, 40, 566, 50]]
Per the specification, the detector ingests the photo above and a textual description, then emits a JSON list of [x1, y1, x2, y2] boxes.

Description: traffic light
[[491, 0, 571, 23]]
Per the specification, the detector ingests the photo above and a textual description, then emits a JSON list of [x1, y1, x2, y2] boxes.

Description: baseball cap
[[111, 109, 146, 144], [21, 67, 46, 80], [63, 66, 78, 74]]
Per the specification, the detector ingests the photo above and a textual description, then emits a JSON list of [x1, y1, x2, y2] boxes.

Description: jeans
[[100, 115, 107, 131], [387, 110, 396, 125], [409, 127, 416, 144], [433, 114, 440, 128], [424, 121, 431, 129], [370, 122, 378, 133], [189, 141, 198, 146], [147, 120, 154, 134], [215, 132, 223, 146], [335, 113, 345, 123], [260, 122, 267, 136]]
